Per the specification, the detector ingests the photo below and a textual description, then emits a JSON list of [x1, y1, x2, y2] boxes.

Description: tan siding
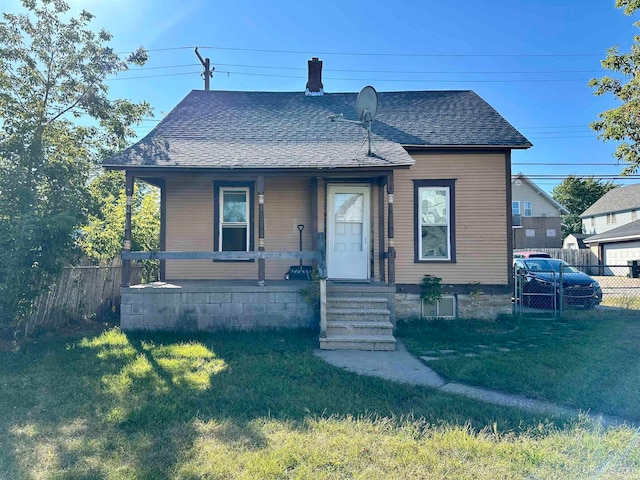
[[393, 153, 509, 285], [264, 177, 313, 279], [165, 174, 314, 280]]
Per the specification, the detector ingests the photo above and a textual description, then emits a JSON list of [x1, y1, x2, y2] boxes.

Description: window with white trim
[[214, 182, 254, 256], [219, 187, 249, 251], [523, 201, 532, 217], [418, 186, 451, 260], [512, 201, 520, 216]]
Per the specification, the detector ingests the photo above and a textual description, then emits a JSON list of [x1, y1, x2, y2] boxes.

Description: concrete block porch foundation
[[120, 280, 316, 331]]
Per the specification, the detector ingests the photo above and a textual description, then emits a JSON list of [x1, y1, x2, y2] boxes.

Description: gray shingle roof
[[580, 183, 640, 217], [104, 89, 531, 169], [584, 219, 640, 243]]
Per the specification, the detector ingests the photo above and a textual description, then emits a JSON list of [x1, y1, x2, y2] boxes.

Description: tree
[[552, 176, 618, 238], [78, 170, 160, 282], [590, 1, 640, 174], [0, 0, 152, 326]]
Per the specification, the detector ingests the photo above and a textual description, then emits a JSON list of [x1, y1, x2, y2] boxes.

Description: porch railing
[[121, 249, 325, 287], [120, 229, 395, 288]]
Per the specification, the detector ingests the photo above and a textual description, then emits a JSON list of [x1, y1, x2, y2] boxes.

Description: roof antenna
[[195, 47, 214, 91], [328, 86, 378, 156]]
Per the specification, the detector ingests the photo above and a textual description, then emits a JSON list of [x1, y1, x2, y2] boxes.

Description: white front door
[[327, 185, 370, 280]]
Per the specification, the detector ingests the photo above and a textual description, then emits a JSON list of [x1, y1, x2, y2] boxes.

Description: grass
[[397, 309, 640, 421], [601, 295, 640, 309], [0, 323, 638, 478]]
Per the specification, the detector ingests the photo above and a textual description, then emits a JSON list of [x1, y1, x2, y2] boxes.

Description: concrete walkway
[[314, 341, 626, 426]]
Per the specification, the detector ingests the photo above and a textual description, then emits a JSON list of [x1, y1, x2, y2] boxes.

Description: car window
[[524, 259, 559, 272]]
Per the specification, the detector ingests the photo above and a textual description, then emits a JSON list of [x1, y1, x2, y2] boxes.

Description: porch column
[[311, 177, 318, 271], [316, 178, 327, 278], [387, 173, 395, 286], [159, 179, 166, 282], [378, 178, 386, 282], [258, 175, 265, 286], [121, 171, 134, 287]]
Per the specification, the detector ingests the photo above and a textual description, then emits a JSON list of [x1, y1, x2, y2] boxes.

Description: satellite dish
[[356, 86, 378, 125], [327, 85, 379, 156]]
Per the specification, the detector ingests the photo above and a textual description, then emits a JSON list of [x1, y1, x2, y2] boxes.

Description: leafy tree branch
[[0, 0, 152, 327]]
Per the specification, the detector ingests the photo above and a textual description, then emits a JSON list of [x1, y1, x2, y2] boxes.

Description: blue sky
[[7, 0, 640, 194]]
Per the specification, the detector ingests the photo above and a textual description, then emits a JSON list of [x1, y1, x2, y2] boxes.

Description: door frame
[[326, 183, 371, 280]]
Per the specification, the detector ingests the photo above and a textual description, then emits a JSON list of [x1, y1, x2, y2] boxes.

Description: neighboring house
[[580, 183, 640, 235], [580, 184, 640, 273], [511, 173, 568, 250], [104, 58, 531, 349], [582, 220, 640, 275]]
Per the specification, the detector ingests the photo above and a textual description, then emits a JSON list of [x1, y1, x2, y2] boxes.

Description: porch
[[119, 170, 399, 350]]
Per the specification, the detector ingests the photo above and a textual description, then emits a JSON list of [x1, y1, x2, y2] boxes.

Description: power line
[[123, 61, 603, 75], [107, 67, 596, 84], [196, 45, 603, 58], [117, 45, 606, 59], [107, 71, 200, 81], [214, 69, 592, 83], [513, 162, 619, 166]]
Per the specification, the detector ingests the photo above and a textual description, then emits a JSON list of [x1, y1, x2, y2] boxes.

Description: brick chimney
[[305, 57, 324, 96]]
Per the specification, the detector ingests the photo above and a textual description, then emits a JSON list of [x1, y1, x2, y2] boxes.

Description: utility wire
[[106, 67, 596, 83], [118, 45, 606, 58], [195, 45, 603, 58], [124, 62, 603, 75]]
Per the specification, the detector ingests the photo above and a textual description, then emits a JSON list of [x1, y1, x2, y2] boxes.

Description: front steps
[[319, 284, 396, 351]]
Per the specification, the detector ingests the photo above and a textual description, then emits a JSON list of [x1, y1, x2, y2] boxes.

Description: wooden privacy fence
[[29, 263, 142, 328], [514, 248, 597, 266]]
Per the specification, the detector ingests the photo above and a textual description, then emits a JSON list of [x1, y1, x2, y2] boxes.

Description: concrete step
[[321, 285, 396, 351], [325, 320, 394, 337], [319, 334, 396, 351], [326, 307, 390, 322], [327, 296, 390, 309], [326, 284, 395, 296]]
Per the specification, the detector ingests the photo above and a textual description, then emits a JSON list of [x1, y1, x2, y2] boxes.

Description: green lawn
[[0, 323, 639, 479], [397, 309, 640, 421]]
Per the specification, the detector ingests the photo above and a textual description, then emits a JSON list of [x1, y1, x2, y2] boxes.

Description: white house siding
[[393, 152, 509, 286], [583, 211, 637, 235], [512, 180, 562, 216]]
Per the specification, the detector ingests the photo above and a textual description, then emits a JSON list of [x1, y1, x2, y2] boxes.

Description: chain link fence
[[514, 261, 640, 316]]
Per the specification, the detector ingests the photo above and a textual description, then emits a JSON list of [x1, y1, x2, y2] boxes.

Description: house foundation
[[120, 281, 315, 331], [394, 292, 513, 320], [120, 281, 513, 333]]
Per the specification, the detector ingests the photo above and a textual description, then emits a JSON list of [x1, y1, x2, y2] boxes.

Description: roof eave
[[403, 143, 532, 150], [102, 162, 415, 172], [584, 234, 640, 244]]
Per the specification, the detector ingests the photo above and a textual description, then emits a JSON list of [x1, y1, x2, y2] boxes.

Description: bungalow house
[[103, 58, 531, 350], [511, 173, 568, 250]]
